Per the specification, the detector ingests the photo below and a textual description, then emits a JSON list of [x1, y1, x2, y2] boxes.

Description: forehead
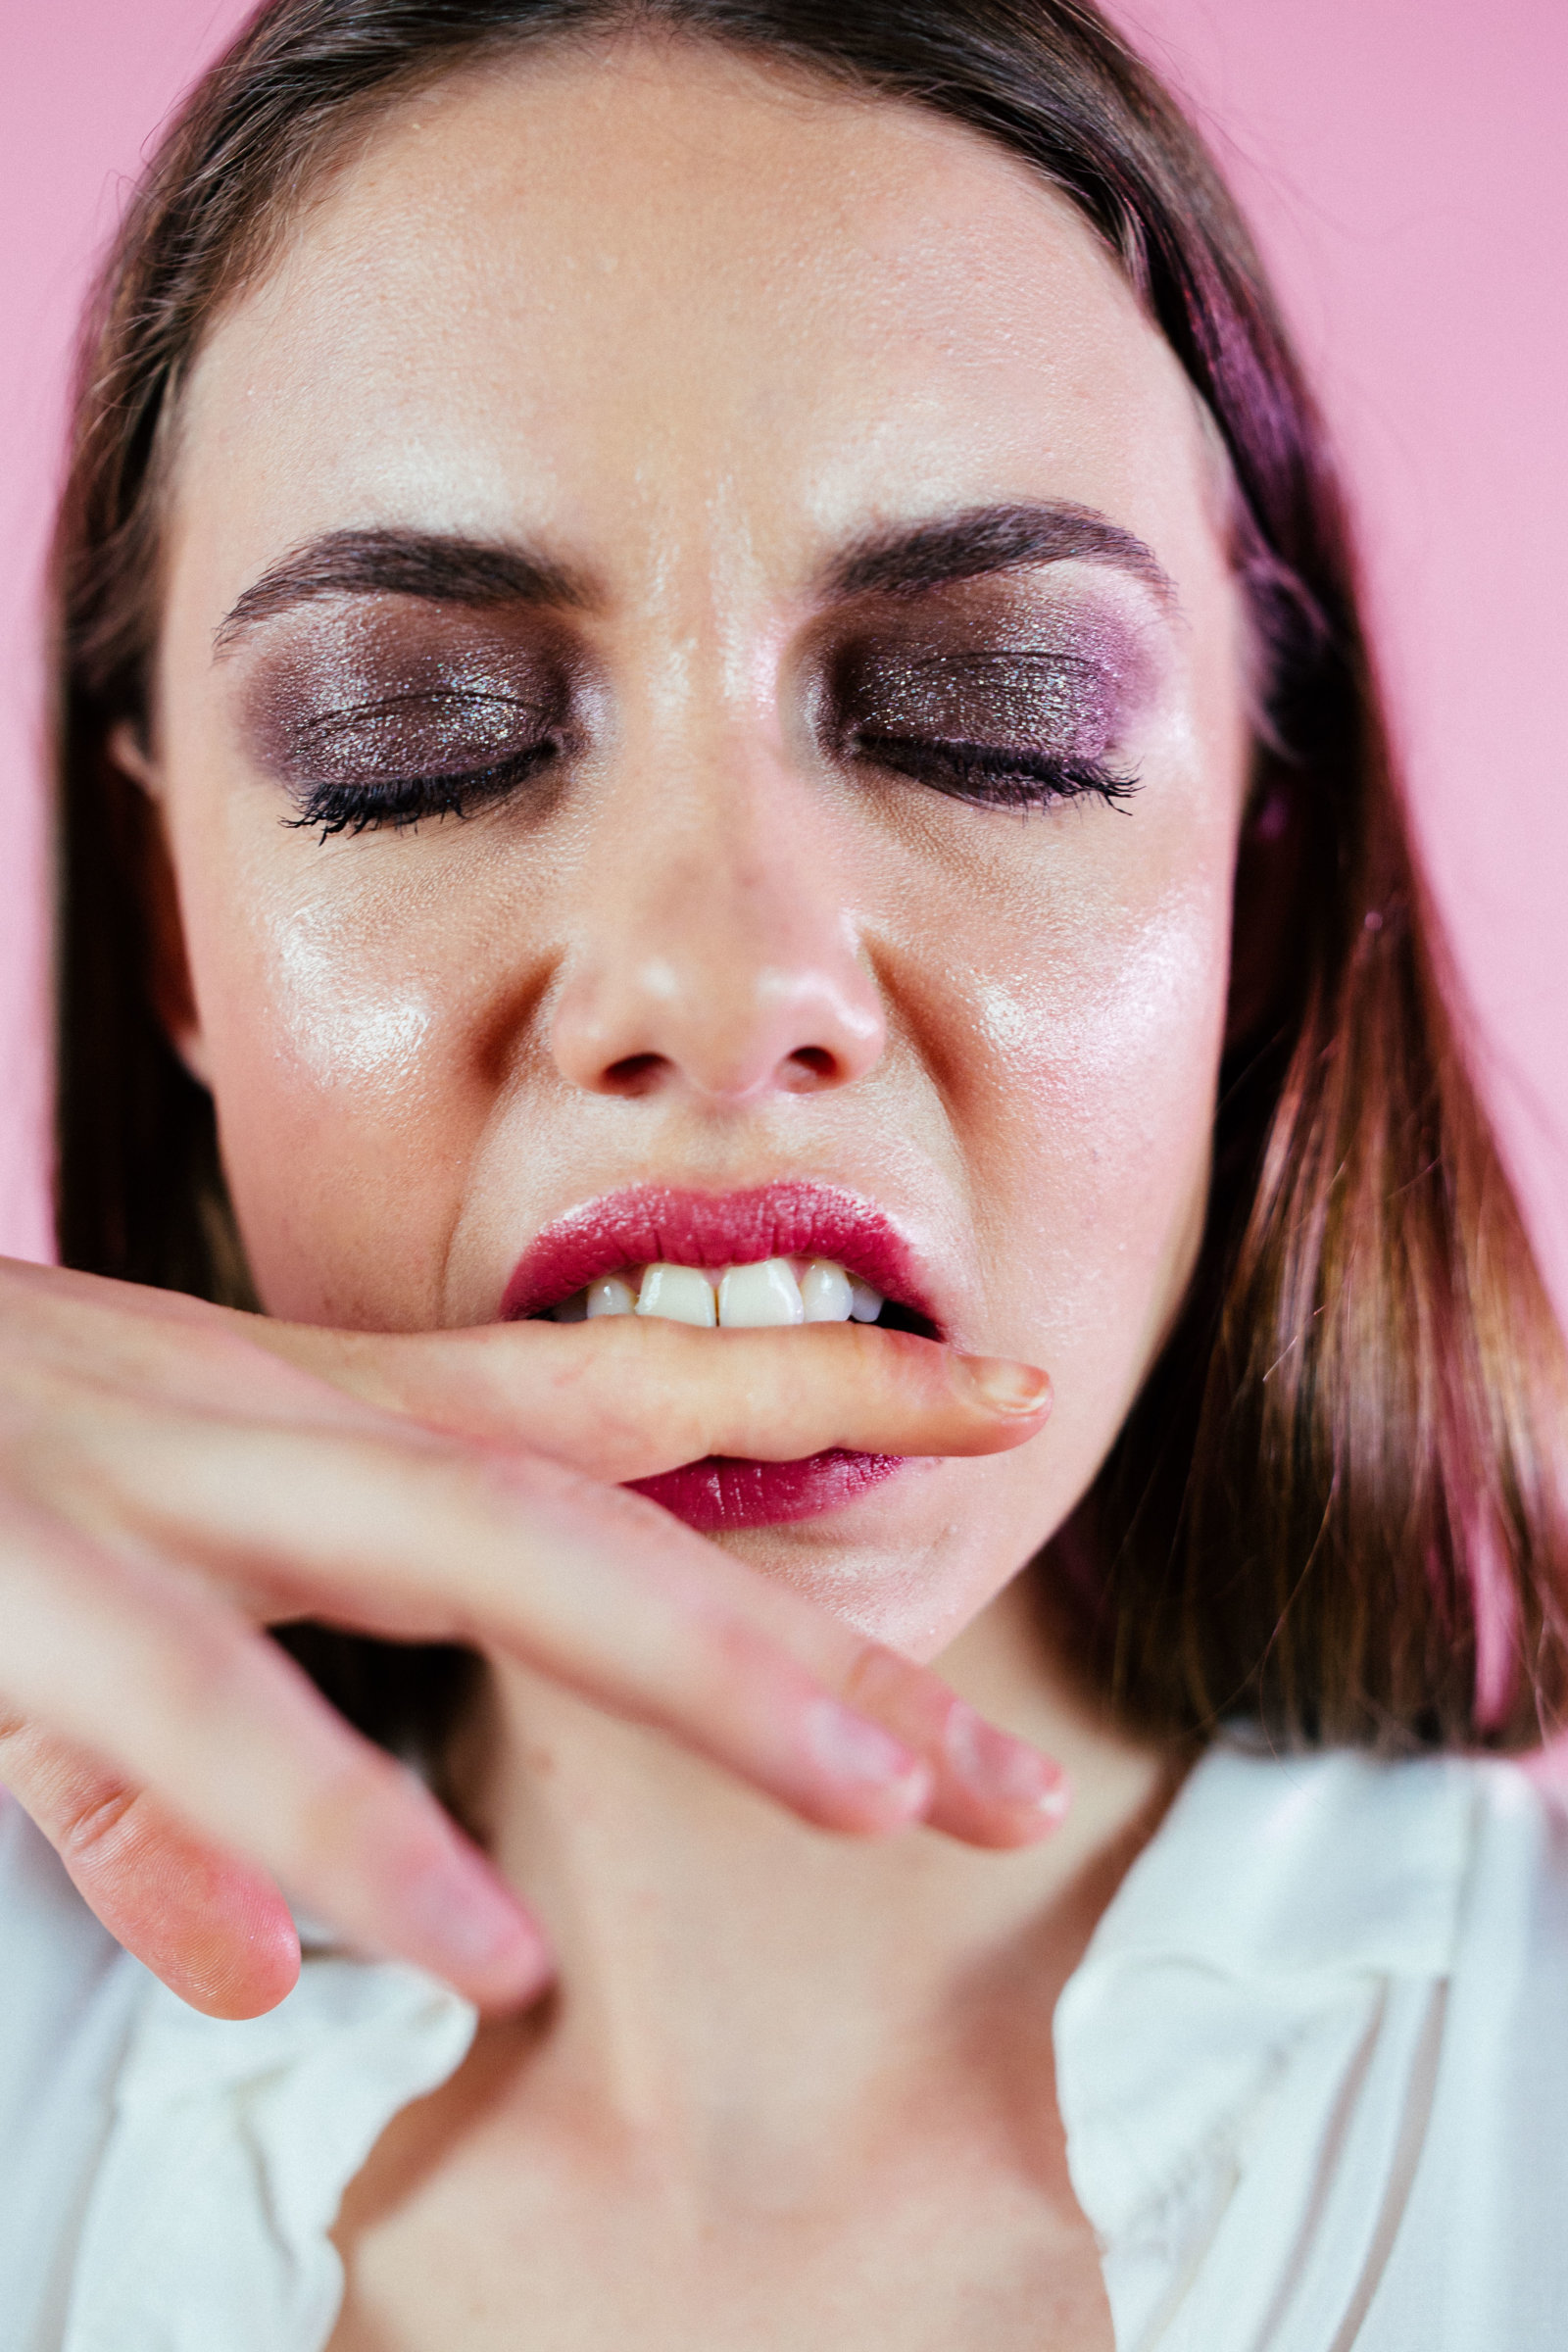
[[172, 38, 1223, 607]]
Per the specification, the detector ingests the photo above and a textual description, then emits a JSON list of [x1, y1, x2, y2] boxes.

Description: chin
[[691, 1454, 1031, 1663]]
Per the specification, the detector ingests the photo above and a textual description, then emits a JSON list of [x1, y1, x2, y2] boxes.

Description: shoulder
[[1137, 1740, 1568, 2025], [1353, 1756, 1568, 2346], [1425, 1752, 1568, 2094], [0, 1794, 144, 2349], [1062, 1745, 1568, 2349], [1206, 1747, 1568, 2341]]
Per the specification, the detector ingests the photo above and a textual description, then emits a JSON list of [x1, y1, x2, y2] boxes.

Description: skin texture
[[6, 34, 1257, 2350]]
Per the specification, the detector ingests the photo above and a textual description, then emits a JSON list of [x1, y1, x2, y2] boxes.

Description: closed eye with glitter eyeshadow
[[237, 608, 580, 839], [823, 636, 1140, 811], [237, 587, 1151, 838]]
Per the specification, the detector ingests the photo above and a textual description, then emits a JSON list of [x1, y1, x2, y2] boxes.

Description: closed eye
[[851, 730, 1140, 813], [283, 737, 564, 840]]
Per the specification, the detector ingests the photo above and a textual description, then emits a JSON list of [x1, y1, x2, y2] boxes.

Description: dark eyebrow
[[820, 500, 1174, 606], [215, 502, 1169, 655], [213, 527, 595, 655]]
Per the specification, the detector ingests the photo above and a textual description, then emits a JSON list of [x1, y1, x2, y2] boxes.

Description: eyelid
[[232, 603, 586, 780], [824, 642, 1125, 767], [294, 685, 559, 760], [805, 571, 1161, 728]]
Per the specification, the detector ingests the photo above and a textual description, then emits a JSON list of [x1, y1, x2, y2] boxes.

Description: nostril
[[786, 1047, 838, 1088], [603, 1052, 666, 1097]]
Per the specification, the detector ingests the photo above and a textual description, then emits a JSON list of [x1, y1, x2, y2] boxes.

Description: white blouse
[[3, 1740, 1566, 2350]]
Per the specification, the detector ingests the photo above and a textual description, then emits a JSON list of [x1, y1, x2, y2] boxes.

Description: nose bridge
[[550, 712, 886, 1105]]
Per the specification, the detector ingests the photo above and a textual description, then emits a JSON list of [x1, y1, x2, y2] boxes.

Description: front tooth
[[800, 1259, 854, 1323], [636, 1263, 717, 1327], [718, 1257, 805, 1328], [586, 1274, 637, 1319], [848, 1277, 884, 1324]]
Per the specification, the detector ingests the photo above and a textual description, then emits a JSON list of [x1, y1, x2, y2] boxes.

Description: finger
[[0, 1507, 553, 2014], [0, 1719, 301, 2019], [255, 1316, 1051, 1482], [0, 1258, 394, 1437], [75, 1414, 1064, 1850], [841, 1649, 1071, 1849]]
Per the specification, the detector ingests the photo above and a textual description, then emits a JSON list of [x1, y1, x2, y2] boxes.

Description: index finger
[[252, 1316, 1051, 1483]]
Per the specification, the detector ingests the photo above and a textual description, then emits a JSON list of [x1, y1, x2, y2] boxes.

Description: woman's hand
[[0, 1258, 1059, 2022]]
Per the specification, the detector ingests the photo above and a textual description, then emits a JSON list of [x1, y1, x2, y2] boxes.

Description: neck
[[456, 1572, 1180, 2186]]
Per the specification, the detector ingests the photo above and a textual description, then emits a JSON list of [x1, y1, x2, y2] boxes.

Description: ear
[[1225, 758, 1306, 1053], [107, 721, 213, 1090]]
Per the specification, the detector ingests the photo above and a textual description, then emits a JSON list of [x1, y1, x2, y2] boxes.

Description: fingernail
[[407, 1853, 553, 1988], [956, 1356, 1052, 1416], [945, 1704, 1069, 1817], [807, 1697, 930, 1799]]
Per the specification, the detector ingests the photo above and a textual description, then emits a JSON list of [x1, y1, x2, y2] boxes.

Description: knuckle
[[54, 1780, 141, 1867], [0, 1715, 146, 1860], [133, 1604, 262, 1734]]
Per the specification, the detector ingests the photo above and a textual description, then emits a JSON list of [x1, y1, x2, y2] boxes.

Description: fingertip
[[188, 1926, 304, 2020], [976, 1770, 1073, 1848], [467, 1935, 559, 2020], [146, 1873, 304, 2019], [63, 1822, 305, 2019], [952, 1355, 1053, 1420], [800, 1696, 934, 1833], [928, 1747, 1073, 1851], [398, 1846, 557, 2011]]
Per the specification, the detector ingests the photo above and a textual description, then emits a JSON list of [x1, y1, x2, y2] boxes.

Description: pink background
[[3, 0, 1564, 1302]]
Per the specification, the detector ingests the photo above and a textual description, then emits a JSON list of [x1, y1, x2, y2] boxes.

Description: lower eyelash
[[282, 744, 558, 841], [854, 733, 1141, 812]]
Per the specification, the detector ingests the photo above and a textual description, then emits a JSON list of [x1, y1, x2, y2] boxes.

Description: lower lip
[[627, 1448, 905, 1531]]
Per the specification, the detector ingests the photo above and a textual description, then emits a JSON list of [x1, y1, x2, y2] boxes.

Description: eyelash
[[282, 741, 561, 840], [280, 729, 1139, 839], [851, 732, 1140, 813]]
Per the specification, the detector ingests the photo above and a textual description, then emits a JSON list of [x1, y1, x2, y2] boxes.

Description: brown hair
[[51, 0, 1568, 1759]]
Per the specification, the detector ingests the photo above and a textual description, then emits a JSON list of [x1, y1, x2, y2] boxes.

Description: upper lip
[[500, 1181, 943, 1334]]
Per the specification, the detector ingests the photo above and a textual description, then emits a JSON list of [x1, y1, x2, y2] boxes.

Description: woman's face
[[147, 40, 1250, 1658]]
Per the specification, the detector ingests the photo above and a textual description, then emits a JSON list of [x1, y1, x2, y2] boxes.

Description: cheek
[[184, 858, 494, 1326], [966, 867, 1231, 1482], [270, 910, 438, 1086]]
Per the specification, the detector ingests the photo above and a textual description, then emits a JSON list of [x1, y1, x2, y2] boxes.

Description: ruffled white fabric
[[60, 1956, 475, 2352], [3, 1742, 1566, 2351], [1054, 1747, 1514, 2351]]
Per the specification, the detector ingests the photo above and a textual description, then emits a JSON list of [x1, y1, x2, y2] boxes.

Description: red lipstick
[[500, 1183, 939, 1532], [627, 1449, 905, 1532], [500, 1182, 937, 1328]]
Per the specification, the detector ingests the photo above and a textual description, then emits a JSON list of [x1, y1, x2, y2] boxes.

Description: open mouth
[[538, 1253, 937, 1338], [501, 1182, 944, 1342], [500, 1182, 944, 1530]]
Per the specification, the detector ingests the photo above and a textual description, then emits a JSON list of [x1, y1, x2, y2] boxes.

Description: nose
[[550, 753, 886, 1107]]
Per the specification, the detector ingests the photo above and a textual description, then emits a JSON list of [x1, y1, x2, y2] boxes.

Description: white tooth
[[586, 1274, 637, 1319], [800, 1259, 854, 1323], [718, 1257, 806, 1328], [848, 1277, 884, 1324], [636, 1263, 717, 1327], [550, 1290, 589, 1323]]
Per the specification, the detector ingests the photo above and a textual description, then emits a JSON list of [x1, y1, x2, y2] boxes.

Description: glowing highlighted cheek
[[270, 924, 436, 1087], [973, 910, 1218, 1087]]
